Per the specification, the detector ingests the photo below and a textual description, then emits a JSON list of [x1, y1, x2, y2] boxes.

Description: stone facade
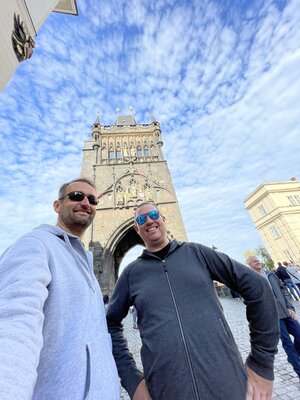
[[81, 114, 187, 294], [244, 178, 300, 265]]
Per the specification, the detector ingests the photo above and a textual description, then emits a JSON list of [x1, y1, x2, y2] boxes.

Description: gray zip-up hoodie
[[0, 224, 119, 400]]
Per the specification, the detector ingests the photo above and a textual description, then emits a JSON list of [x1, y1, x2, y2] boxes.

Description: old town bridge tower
[[81, 113, 187, 294]]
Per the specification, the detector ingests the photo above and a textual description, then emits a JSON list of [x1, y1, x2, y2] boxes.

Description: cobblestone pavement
[[120, 297, 300, 399]]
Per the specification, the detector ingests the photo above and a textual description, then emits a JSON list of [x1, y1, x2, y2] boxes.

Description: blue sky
[[0, 0, 299, 266]]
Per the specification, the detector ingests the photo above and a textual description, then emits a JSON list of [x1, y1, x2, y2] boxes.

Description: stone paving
[[120, 297, 300, 399]]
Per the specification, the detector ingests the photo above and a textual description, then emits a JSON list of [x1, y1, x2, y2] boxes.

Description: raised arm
[[0, 235, 51, 399]]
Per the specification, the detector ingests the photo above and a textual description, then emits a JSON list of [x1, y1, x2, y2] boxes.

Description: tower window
[[137, 148, 143, 157], [116, 150, 122, 159]]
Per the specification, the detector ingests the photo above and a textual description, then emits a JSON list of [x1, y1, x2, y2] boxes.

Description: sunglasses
[[136, 210, 160, 225], [59, 191, 99, 206]]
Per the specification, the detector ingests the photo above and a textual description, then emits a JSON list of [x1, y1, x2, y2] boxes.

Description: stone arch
[[99, 218, 144, 294]]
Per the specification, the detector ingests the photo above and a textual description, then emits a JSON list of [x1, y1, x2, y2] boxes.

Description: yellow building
[[0, 0, 78, 91], [244, 178, 300, 265]]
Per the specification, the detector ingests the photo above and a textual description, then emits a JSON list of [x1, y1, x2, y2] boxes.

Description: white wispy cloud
[[0, 0, 299, 265]]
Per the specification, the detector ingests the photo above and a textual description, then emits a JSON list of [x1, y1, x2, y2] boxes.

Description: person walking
[[0, 178, 119, 399], [248, 256, 300, 380], [103, 294, 110, 310], [130, 305, 138, 329], [285, 261, 300, 292], [107, 202, 279, 400], [276, 262, 300, 300]]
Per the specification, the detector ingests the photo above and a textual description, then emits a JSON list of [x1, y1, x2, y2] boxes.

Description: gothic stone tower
[[81, 113, 187, 294]]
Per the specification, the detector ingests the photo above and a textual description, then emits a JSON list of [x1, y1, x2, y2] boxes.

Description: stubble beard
[[72, 212, 94, 229], [60, 209, 95, 233]]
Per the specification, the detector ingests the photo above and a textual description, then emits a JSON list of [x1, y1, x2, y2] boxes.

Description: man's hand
[[289, 309, 297, 320], [133, 379, 152, 400], [245, 365, 273, 400]]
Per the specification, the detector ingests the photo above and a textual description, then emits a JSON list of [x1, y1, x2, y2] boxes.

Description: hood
[[33, 224, 80, 241], [33, 224, 95, 291]]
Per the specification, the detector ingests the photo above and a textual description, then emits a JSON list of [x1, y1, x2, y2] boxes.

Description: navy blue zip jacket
[[107, 241, 279, 400]]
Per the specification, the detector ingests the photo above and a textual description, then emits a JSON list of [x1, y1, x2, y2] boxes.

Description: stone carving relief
[[113, 173, 156, 208]]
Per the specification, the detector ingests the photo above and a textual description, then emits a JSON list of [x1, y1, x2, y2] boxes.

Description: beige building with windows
[[0, 0, 78, 91], [244, 178, 300, 265]]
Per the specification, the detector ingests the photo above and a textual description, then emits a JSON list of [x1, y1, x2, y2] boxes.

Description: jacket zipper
[[63, 233, 96, 293], [162, 259, 200, 400]]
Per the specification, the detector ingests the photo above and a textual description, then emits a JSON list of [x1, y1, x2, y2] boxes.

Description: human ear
[[53, 200, 61, 214], [134, 223, 139, 234]]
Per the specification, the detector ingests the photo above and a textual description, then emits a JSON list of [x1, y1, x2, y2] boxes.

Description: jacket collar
[[140, 239, 183, 260]]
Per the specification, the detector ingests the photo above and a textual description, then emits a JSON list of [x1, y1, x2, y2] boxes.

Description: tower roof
[[116, 114, 136, 126]]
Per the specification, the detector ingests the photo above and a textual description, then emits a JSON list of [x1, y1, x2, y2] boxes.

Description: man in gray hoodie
[[0, 178, 119, 399]]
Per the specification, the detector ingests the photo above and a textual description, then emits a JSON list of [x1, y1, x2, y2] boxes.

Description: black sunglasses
[[59, 191, 99, 206], [136, 210, 160, 225]]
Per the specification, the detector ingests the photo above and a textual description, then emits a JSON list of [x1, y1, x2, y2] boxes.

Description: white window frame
[[258, 204, 267, 216]]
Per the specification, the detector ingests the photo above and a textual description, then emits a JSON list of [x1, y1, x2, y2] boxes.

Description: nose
[[80, 196, 90, 206]]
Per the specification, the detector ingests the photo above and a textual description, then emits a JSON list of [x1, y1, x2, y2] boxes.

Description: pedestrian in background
[[286, 261, 300, 292], [130, 305, 138, 329], [103, 294, 110, 310], [248, 256, 300, 380], [276, 262, 300, 300]]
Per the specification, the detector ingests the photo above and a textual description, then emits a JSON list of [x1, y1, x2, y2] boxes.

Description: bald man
[[247, 256, 300, 380]]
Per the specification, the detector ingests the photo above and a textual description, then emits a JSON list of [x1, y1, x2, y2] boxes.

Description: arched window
[[137, 146, 143, 157], [116, 147, 122, 159], [109, 147, 115, 159]]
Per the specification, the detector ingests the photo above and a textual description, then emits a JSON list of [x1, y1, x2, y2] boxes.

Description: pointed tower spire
[[150, 112, 157, 123], [150, 112, 159, 126], [93, 113, 100, 127]]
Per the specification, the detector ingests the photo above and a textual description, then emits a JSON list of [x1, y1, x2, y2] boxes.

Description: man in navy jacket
[[107, 202, 279, 400]]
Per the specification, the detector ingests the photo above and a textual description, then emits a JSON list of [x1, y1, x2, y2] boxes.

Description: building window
[[137, 147, 143, 157], [287, 195, 300, 205], [144, 148, 149, 156], [283, 249, 294, 263], [269, 225, 281, 239], [258, 204, 267, 216], [109, 150, 115, 159], [287, 196, 296, 205]]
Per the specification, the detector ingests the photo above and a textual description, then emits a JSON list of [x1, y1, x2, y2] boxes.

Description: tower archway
[[92, 218, 144, 294]]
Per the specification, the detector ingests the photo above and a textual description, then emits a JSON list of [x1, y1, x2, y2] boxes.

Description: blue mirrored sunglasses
[[136, 210, 160, 225]]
